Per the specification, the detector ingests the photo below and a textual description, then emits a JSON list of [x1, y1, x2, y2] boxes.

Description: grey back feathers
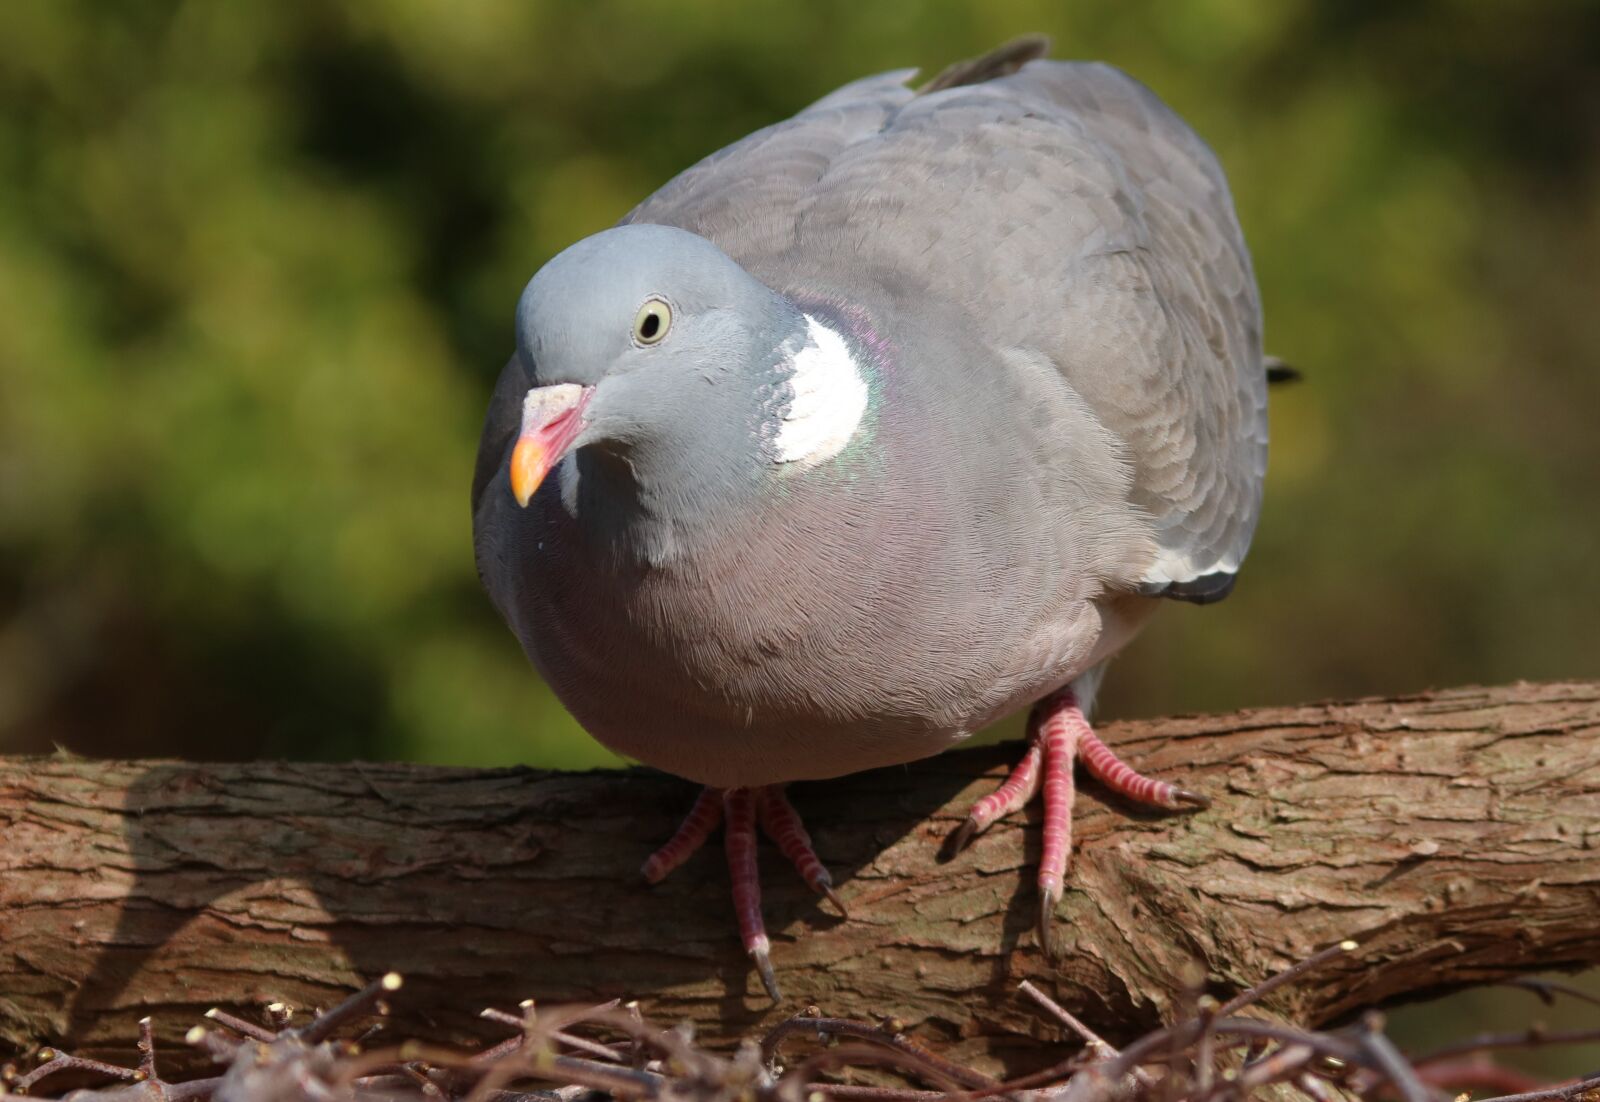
[[623, 57, 1266, 600], [473, 49, 1267, 787]]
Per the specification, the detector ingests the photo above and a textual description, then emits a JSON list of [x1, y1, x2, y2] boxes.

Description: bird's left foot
[[642, 783, 844, 1002], [949, 688, 1208, 956]]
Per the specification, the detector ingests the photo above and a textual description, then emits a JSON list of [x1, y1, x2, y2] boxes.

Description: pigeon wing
[[631, 59, 1267, 600]]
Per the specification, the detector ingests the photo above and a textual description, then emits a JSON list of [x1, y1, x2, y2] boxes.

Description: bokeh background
[[2, 0, 1599, 1077], [4, 1, 1597, 770]]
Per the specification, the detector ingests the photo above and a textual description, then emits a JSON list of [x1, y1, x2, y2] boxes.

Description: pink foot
[[758, 786, 849, 918], [641, 786, 722, 883], [641, 784, 843, 1001], [1033, 693, 1080, 952], [1078, 723, 1209, 810], [951, 688, 1208, 956], [948, 742, 1041, 854], [722, 788, 775, 998]]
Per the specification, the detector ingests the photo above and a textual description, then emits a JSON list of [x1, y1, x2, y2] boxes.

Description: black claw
[[1172, 788, 1211, 810], [947, 818, 979, 857], [752, 946, 782, 1003], [1038, 888, 1059, 960], [821, 884, 850, 920]]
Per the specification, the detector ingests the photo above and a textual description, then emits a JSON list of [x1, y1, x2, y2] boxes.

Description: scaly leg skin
[[757, 786, 849, 919], [951, 688, 1209, 957], [641, 783, 843, 1002], [722, 788, 774, 998], [641, 786, 722, 883]]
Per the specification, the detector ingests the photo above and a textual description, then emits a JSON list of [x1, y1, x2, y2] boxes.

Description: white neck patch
[[773, 314, 869, 466]]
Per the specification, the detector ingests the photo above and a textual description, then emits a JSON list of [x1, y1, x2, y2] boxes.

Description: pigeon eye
[[633, 298, 671, 345]]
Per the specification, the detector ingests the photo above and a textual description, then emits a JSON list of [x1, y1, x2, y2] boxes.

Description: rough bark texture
[[2, 680, 1597, 1074]]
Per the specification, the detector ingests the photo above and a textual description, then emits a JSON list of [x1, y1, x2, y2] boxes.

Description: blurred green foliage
[[1, 0, 1597, 774]]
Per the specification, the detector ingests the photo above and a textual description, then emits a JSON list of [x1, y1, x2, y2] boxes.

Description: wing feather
[[627, 56, 1266, 595]]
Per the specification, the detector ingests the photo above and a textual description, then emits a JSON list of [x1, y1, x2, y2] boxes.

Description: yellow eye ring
[[633, 298, 671, 345]]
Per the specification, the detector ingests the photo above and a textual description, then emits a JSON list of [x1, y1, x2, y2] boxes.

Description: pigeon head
[[506, 223, 873, 526]]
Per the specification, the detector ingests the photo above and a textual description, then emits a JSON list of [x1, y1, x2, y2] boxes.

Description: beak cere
[[509, 383, 594, 507]]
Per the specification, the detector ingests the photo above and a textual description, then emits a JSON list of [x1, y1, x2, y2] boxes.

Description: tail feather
[[919, 35, 1051, 95], [1265, 356, 1302, 385]]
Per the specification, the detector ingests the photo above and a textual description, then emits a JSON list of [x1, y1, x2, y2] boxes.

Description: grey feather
[[1139, 570, 1237, 605], [474, 49, 1267, 786], [627, 59, 1267, 595]]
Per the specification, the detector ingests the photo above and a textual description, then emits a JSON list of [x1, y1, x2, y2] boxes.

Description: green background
[[2, 0, 1597, 1069], [4, 2, 1596, 769]]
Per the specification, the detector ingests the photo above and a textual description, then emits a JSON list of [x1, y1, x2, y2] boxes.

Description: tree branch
[[2, 680, 1596, 1074]]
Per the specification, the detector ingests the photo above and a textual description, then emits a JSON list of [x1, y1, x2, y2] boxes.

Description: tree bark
[[1, 680, 1597, 1075]]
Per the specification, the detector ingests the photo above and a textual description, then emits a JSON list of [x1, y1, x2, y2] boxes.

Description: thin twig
[[805, 1088, 954, 1101], [1358, 1013, 1438, 1102], [1503, 978, 1600, 1011], [296, 973, 404, 1045], [1413, 1025, 1600, 1067], [477, 1008, 627, 1064], [1217, 941, 1360, 1018], [1018, 980, 1158, 1089], [1211, 1019, 1363, 1064], [785, 1042, 976, 1098], [203, 1006, 279, 1044], [1474, 1073, 1600, 1102], [1236, 1043, 1318, 1092], [763, 1016, 996, 1091], [11, 1050, 144, 1094], [1017, 981, 1118, 1060], [1295, 1072, 1339, 1102], [136, 1016, 160, 1084], [1193, 996, 1220, 1102]]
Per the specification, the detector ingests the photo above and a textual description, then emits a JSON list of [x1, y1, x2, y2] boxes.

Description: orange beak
[[508, 383, 593, 507]]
